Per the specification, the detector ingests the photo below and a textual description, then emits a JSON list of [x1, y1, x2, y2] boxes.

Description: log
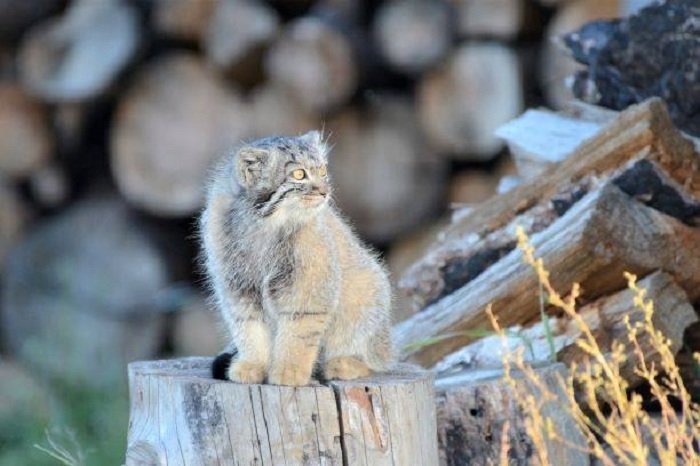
[[398, 99, 700, 318], [203, 0, 279, 87], [372, 0, 453, 75], [540, 0, 620, 109], [0, 196, 169, 388], [27, 162, 69, 208], [394, 180, 700, 367], [451, 0, 524, 39], [434, 271, 698, 386], [248, 84, 320, 138], [418, 43, 523, 160], [111, 53, 250, 216], [172, 295, 225, 357], [677, 322, 700, 402], [265, 16, 357, 114], [125, 358, 439, 466], [18, 0, 140, 102], [494, 108, 603, 179], [0, 0, 64, 44], [0, 178, 29, 268], [328, 95, 447, 243], [435, 363, 588, 466], [448, 158, 517, 205], [0, 84, 52, 178], [563, 0, 700, 137], [151, 0, 216, 42]]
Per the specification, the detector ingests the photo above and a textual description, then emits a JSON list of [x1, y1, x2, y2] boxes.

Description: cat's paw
[[324, 357, 371, 380], [227, 360, 266, 384], [267, 365, 311, 386]]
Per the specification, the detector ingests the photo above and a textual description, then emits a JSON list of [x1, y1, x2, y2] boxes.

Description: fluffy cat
[[200, 131, 394, 386]]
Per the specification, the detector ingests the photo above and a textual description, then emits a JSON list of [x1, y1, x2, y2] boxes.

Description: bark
[[435, 363, 588, 466]]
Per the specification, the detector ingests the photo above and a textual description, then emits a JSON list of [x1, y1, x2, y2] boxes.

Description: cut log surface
[[435, 363, 588, 466], [418, 43, 523, 160], [266, 16, 357, 114], [204, 0, 279, 85], [373, 0, 453, 74], [434, 271, 697, 386], [18, 0, 139, 102], [151, 0, 216, 41], [248, 85, 320, 138], [0, 84, 52, 178], [0, 179, 29, 267], [452, 0, 523, 39], [329, 95, 447, 243], [398, 99, 700, 320], [125, 358, 439, 466], [111, 53, 250, 216]]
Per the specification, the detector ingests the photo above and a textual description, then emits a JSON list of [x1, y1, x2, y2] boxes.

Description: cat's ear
[[235, 146, 269, 187], [301, 130, 329, 160]]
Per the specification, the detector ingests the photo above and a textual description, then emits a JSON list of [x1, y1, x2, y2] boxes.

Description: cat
[[200, 131, 394, 386]]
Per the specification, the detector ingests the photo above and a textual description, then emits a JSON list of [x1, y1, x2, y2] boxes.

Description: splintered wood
[[125, 358, 438, 466], [395, 98, 700, 368]]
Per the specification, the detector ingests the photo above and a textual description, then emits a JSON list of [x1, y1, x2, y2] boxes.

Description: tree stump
[[125, 358, 439, 466], [435, 364, 589, 466]]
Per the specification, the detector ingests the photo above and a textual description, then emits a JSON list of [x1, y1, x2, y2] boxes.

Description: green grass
[[0, 379, 128, 466]]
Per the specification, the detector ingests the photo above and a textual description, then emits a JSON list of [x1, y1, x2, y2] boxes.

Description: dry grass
[[491, 226, 700, 466]]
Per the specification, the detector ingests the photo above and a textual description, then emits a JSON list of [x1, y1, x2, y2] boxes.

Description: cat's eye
[[292, 169, 306, 180], [318, 166, 327, 177]]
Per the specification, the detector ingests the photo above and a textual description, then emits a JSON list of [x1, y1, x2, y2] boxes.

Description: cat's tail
[[211, 350, 238, 380]]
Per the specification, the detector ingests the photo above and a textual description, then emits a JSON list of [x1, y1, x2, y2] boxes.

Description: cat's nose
[[313, 184, 328, 197]]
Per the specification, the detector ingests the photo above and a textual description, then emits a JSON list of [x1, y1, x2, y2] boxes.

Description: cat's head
[[234, 131, 332, 221]]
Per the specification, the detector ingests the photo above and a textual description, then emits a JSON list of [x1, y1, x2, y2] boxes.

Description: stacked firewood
[[394, 97, 700, 463]]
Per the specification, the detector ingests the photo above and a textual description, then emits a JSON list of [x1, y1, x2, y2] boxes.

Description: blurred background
[[0, 0, 650, 463]]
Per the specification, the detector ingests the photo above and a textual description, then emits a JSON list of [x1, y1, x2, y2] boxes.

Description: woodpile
[[396, 98, 700, 361], [392, 97, 700, 463]]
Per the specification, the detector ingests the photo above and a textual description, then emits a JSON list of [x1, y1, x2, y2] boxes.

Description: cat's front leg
[[225, 295, 271, 384], [267, 308, 329, 386]]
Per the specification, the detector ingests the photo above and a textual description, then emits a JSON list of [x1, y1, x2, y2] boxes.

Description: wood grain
[[126, 358, 438, 466]]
